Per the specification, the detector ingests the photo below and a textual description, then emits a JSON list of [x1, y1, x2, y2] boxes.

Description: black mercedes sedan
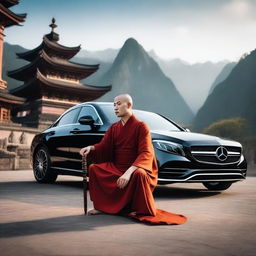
[[31, 102, 247, 190]]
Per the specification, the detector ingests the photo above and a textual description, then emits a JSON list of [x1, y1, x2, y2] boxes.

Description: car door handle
[[70, 128, 80, 134], [70, 129, 89, 134], [47, 131, 55, 136]]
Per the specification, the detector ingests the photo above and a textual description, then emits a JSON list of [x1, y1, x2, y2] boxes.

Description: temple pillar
[[0, 25, 7, 90]]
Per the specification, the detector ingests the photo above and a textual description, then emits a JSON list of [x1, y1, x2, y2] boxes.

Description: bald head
[[113, 94, 133, 118], [114, 94, 133, 107]]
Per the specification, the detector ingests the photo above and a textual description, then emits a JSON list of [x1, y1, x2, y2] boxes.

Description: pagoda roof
[[1, 0, 20, 8], [8, 50, 99, 81], [16, 35, 81, 61], [0, 3, 26, 27], [10, 70, 111, 101], [0, 88, 25, 105]]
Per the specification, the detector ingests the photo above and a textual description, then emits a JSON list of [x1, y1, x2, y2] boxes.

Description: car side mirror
[[185, 128, 190, 132], [78, 115, 95, 126]]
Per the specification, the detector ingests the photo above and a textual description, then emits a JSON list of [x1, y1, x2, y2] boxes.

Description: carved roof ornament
[[46, 17, 59, 41], [49, 17, 57, 32]]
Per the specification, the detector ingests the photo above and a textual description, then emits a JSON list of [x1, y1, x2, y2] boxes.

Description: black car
[[31, 102, 247, 190]]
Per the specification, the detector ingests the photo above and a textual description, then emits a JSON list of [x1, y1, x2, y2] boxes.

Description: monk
[[79, 94, 187, 225]]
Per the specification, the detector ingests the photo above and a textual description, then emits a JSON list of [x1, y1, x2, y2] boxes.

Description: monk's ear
[[127, 102, 132, 108]]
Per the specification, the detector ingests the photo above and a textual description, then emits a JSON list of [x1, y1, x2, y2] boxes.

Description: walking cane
[[82, 154, 88, 215]]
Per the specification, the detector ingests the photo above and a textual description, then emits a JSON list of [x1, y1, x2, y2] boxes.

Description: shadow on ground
[[0, 179, 220, 202], [0, 179, 222, 217], [0, 214, 135, 238]]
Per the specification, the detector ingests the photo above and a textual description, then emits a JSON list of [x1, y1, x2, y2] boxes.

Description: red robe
[[89, 114, 187, 225]]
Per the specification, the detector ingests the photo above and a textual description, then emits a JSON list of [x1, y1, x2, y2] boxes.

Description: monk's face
[[114, 96, 132, 117]]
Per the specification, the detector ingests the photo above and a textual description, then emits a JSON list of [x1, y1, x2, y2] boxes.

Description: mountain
[[91, 38, 194, 124], [208, 62, 236, 95], [3, 42, 28, 90], [72, 56, 112, 85], [148, 53, 228, 113], [193, 49, 256, 133], [77, 48, 119, 63]]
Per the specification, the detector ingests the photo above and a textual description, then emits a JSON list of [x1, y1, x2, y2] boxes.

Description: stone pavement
[[0, 170, 255, 256]]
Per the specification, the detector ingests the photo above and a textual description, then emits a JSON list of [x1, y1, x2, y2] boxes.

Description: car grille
[[190, 145, 241, 165]]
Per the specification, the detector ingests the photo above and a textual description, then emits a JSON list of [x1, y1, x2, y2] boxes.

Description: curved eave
[[16, 43, 43, 62], [8, 55, 39, 81], [42, 36, 81, 59], [10, 70, 111, 100], [0, 89, 25, 104], [2, 0, 19, 8], [16, 37, 81, 61], [41, 50, 99, 70], [36, 70, 111, 94], [9, 50, 100, 81], [40, 51, 99, 79], [0, 4, 26, 27]]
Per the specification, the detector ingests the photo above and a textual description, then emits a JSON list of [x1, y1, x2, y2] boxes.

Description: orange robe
[[89, 114, 187, 225]]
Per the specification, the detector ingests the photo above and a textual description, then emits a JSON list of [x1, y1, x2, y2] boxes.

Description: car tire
[[202, 181, 233, 191], [33, 146, 58, 183]]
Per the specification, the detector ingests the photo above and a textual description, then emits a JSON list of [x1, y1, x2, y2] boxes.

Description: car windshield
[[101, 105, 182, 131]]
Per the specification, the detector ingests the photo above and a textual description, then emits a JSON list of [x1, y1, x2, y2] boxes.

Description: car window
[[102, 105, 182, 131], [77, 106, 102, 125], [134, 110, 182, 131], [56, 108, 81, 127]]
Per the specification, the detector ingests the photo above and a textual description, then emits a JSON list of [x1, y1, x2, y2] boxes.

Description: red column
[[0, 25, 7, 90]]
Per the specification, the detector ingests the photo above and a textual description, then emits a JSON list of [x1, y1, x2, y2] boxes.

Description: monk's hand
[[117, 172, 131, 189], [79, 146, 91, 156], [117, 166, 138, 189]]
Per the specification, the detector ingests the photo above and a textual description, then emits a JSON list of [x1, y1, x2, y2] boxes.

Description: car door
[[46, 107, 81, 170], [67, 105, 106, 171]]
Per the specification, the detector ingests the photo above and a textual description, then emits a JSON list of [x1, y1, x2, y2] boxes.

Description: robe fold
[[88, 114, 187, 225]]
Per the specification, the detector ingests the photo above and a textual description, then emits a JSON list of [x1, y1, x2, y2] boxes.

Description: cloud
[[220, 0, 254, 19]]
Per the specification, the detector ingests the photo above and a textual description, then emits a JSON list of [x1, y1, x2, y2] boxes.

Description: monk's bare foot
[[88, 208, 103, 215], [128, 211, 137, 217]]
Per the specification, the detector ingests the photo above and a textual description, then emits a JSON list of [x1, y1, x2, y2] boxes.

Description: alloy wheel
[[34, 149, 48, 180]]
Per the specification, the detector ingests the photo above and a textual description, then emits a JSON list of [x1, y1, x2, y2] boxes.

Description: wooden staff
[[82, 154, 88, 215]]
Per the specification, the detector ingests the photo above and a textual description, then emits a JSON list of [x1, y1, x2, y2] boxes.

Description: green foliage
[[202, 117, 252, 141]]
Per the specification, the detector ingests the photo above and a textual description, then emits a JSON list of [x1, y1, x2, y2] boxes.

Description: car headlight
[[153, 140, 185, 156]]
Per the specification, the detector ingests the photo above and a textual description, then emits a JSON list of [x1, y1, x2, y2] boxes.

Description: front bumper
[[156, 150, 247, 184], [158, 167, 247, 184]]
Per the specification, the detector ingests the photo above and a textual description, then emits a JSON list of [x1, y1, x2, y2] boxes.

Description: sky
[[5, 0, 256, 63]]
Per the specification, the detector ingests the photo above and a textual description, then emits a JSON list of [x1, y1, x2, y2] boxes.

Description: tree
[[202, 117, 252, 141]]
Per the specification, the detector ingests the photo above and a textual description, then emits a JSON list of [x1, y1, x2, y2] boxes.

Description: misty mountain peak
[[123, 37, 139, 48], [114, 37, 149, 65], [96, 38, 193, 123]]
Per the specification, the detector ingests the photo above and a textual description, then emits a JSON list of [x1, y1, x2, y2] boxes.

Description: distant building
[[8, 18, 111, 129], [0, 0, 26, 124]]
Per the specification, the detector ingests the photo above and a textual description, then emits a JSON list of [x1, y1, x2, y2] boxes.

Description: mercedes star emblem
[[216, 146, 228, 161]]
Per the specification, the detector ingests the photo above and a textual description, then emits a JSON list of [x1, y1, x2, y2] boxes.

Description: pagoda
[[8, 18, 111, 129], [0, 0, 26, 123]]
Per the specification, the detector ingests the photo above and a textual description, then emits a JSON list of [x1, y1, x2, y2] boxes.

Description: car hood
[[151, 130, 241, 147]]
